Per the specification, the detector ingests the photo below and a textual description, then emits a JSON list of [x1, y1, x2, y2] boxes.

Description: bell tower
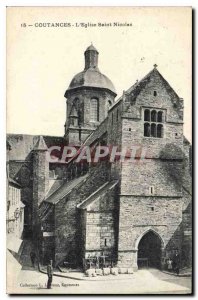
[[64, 45, 117, 145]]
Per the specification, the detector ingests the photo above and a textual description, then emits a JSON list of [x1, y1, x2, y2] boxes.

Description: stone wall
[[54, 161, 110, 266], [83, 183, 119, 260], [118, 196, 184, 269], [121, 69, 184, 160], [181, 190, 192, 267], [9, 160, 33, 237], [121, 118, 184, 159], [7, 134, 64, 237], [65, 88, 115, 144], [121, 158, 183, 196], [116, 69, 189, 269]]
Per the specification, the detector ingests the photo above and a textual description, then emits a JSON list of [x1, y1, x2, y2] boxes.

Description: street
[[7, 268, 191, 294]]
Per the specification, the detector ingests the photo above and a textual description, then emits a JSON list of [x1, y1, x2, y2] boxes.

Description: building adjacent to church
[[6, 141, 25, 240], [7, 45, 192, 271]]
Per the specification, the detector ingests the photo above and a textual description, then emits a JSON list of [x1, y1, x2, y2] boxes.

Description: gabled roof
[[125, 67, 181, 105], [109, 67, 182, 113], [77, 180, 118, 209], [44, 173, 89, 204]]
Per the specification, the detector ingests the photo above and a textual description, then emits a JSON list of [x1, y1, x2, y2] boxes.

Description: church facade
[[7, 45, 192, 271]]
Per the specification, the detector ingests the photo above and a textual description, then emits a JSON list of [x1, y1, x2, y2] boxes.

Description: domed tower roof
[[85, 44, 99, 52], [65, 45, 116, 97]]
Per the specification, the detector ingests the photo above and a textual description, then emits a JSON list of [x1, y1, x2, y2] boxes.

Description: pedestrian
[[167, 258, 172, 271], [47, 260, 53, 289], [30, 251, 36, 268], [173, 250, 180, 275]]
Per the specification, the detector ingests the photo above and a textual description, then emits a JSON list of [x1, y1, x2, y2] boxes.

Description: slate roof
[[77, 180, 118, 209], [46, 179, 65, 198], [6, 134, 65, 161], [66, 45, 116, 96], [85, 44, 99, 53], [109, 67, 182, 114], [126, 67, 181, 103], [34, 136, 48, 151], [44, 173, 89, 204], [66, 69, 116, 96]]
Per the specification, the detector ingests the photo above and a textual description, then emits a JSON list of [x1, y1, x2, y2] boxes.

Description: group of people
[[167, 250, 180, 275]]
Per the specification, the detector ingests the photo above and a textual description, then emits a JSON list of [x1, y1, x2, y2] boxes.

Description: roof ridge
[[44, 173, 89, 204], [125, 68, 154, 95], [77, 180, 118, 209], [80, 181, 109, 203]]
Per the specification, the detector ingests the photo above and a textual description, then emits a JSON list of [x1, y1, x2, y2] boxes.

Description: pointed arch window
[[90, 98, 99, 121]]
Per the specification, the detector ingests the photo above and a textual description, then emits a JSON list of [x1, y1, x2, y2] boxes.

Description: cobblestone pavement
[[7, 268, 192, 294]]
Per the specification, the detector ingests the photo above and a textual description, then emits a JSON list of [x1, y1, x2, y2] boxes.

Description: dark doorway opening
[[138, 231, 162, 269]]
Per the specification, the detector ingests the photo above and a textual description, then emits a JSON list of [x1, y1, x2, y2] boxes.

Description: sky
[[7, 7, 192, 142]]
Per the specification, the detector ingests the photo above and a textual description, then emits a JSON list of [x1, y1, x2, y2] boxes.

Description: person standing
[[173, 250, 180, 275], [47, 260, 53, 289], [167, 258, 172, 271], [30, 251, 36, 268]]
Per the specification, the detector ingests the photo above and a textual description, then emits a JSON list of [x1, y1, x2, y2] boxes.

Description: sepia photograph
[[6, 6, 192, 294]]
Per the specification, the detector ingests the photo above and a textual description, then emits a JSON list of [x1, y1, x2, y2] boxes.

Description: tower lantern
[[84, 44, 99, 70]]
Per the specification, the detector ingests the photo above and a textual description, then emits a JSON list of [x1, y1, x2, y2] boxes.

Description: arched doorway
[[137, 230, 162, 269]]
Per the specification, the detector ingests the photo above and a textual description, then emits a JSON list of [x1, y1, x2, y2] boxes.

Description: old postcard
[[6, 6, 192, 294]]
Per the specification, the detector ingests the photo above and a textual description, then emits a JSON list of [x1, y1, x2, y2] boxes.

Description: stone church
[[7, 45, 192, 271]]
